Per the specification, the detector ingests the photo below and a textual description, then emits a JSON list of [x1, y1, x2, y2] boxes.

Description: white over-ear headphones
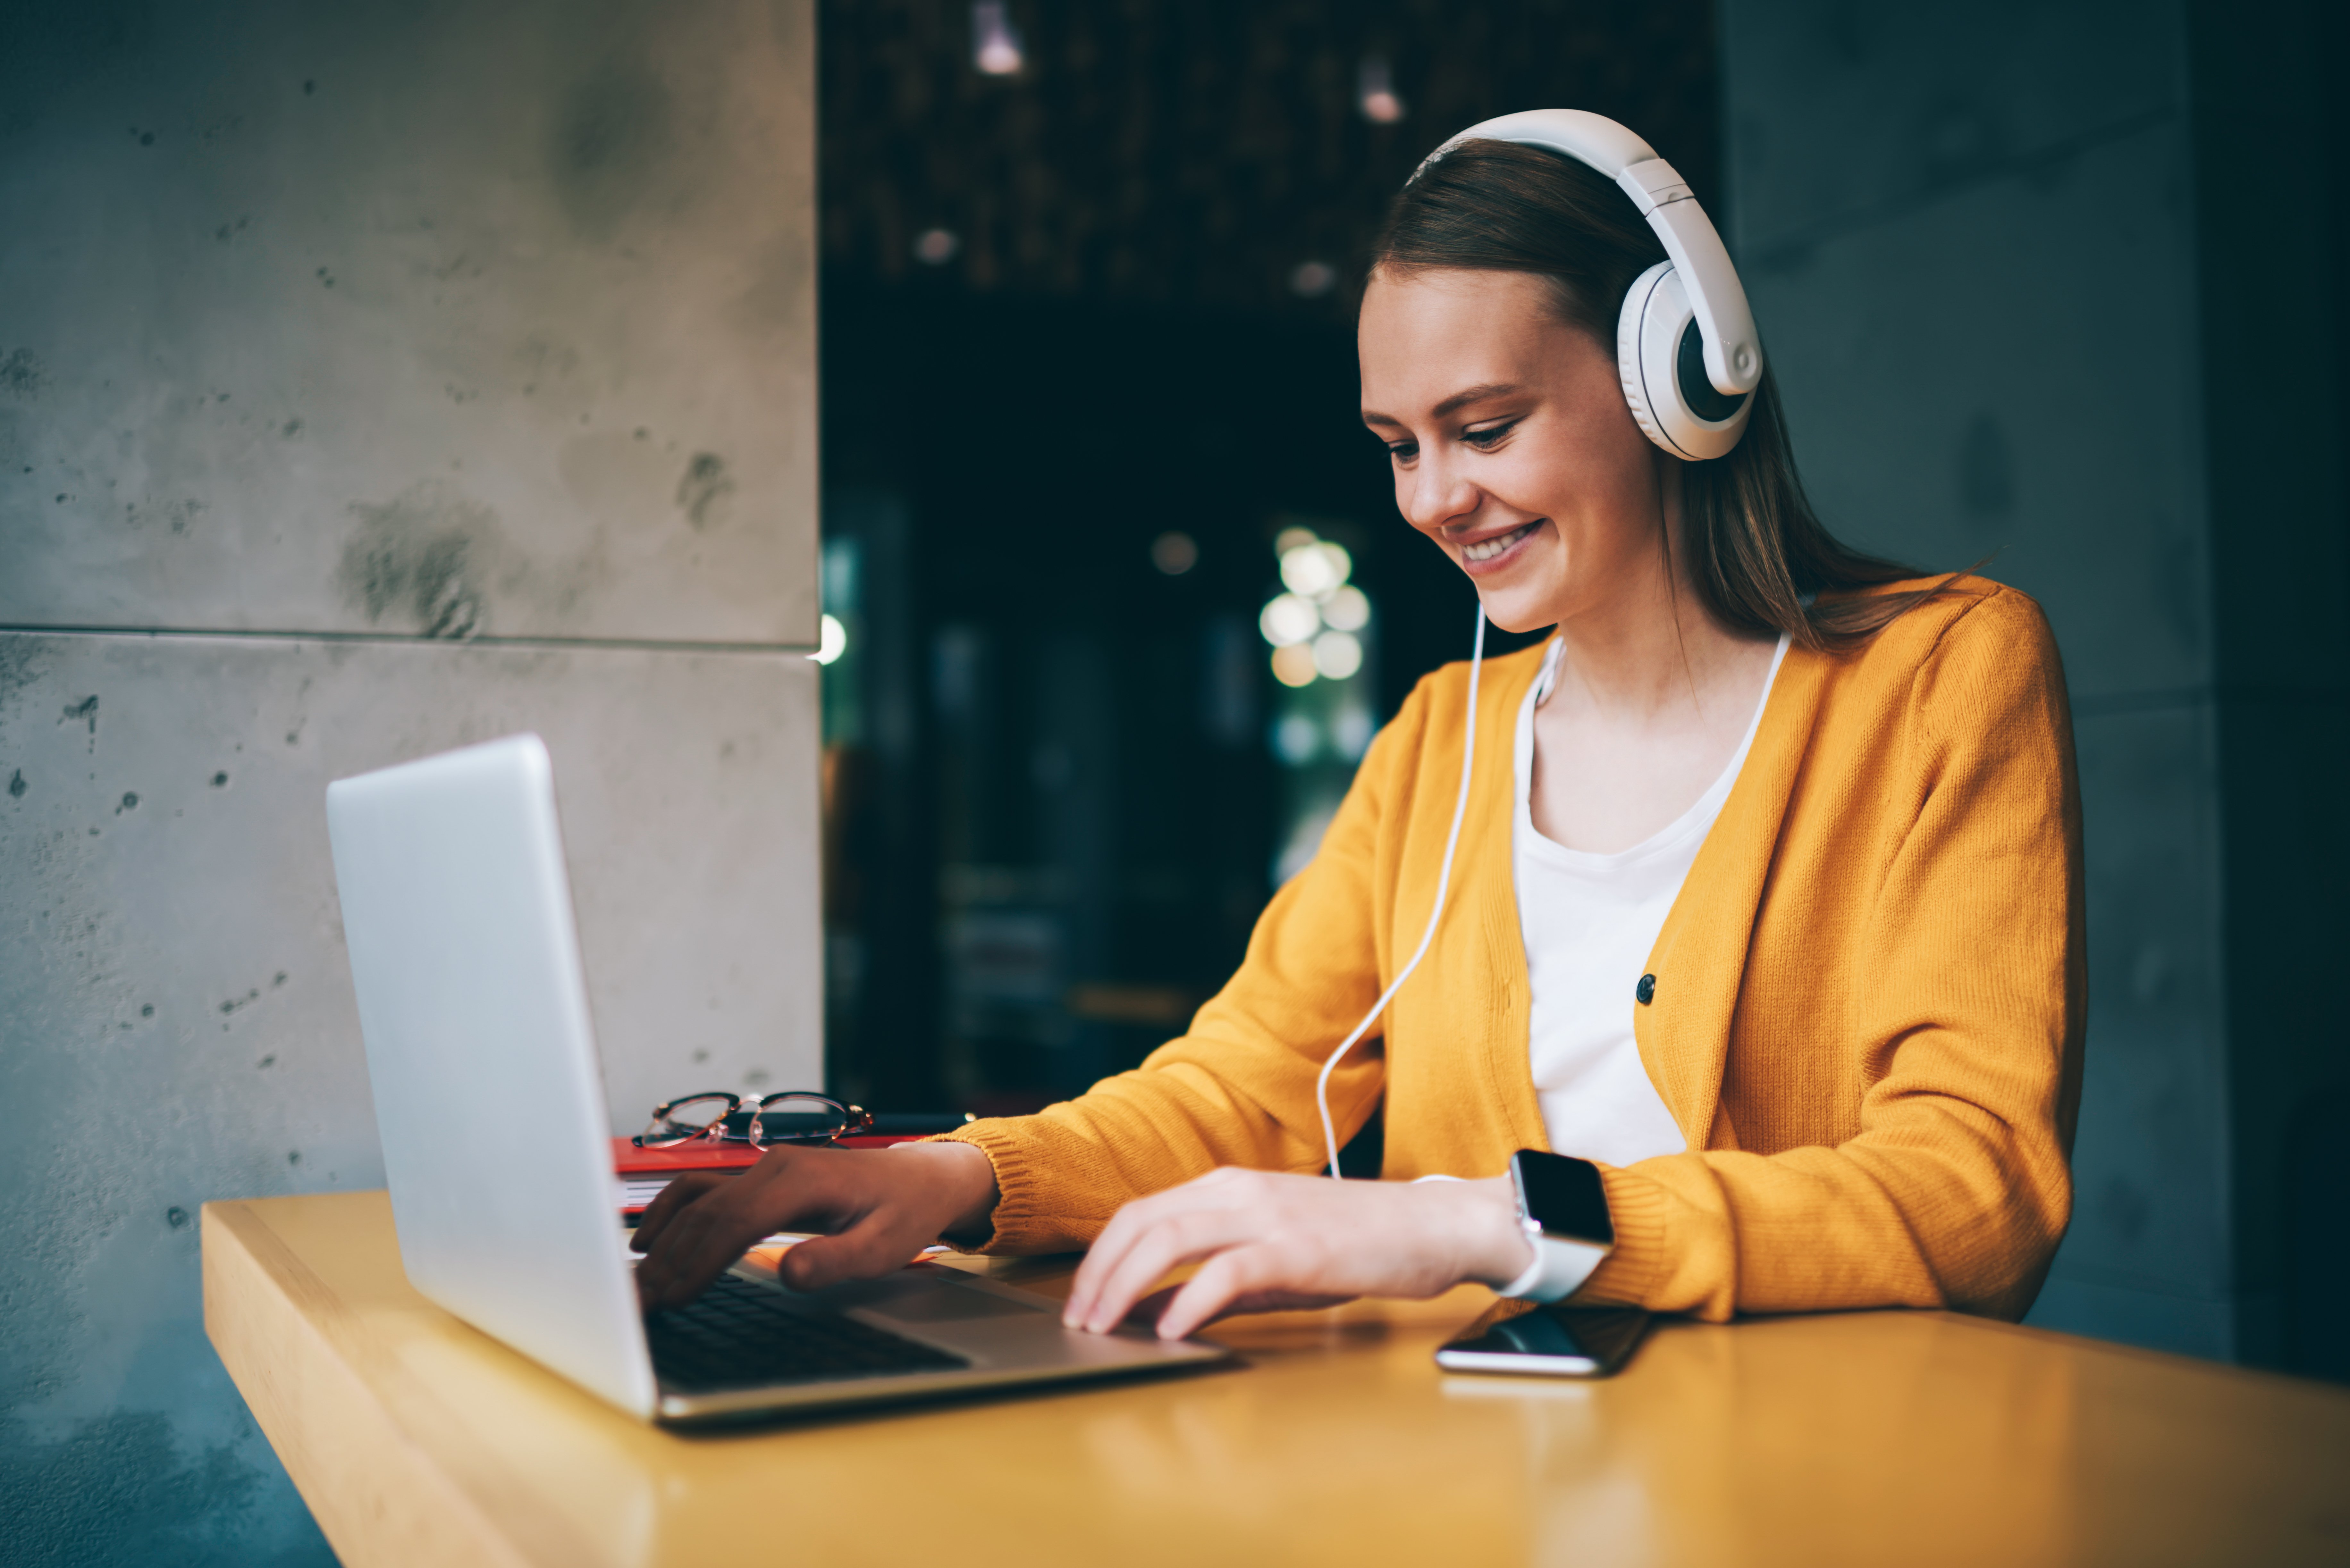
[[1415, 109, 1762, 461]]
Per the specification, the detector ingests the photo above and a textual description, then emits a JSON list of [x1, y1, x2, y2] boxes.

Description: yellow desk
[[205, 1192, 2350, 1567]]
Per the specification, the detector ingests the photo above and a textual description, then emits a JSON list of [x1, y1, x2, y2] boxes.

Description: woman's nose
[[1400, 451, 1478, 534]]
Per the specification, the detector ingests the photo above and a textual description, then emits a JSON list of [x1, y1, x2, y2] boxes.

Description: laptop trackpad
[[819, 1273, 1041, 1323]]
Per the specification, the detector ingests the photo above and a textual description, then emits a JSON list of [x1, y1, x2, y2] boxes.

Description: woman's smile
[[1458, 519, 1541, 568]]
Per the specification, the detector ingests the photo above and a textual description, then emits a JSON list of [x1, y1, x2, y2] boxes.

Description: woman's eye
[[1463, 421, 1518, 449], [1385, 441, 1419, 462]]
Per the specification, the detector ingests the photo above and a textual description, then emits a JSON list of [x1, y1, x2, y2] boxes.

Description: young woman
[[634, 116, 2085, 1342]]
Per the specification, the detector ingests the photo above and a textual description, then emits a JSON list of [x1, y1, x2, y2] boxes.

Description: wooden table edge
[[202, 1197, 606, 1568]]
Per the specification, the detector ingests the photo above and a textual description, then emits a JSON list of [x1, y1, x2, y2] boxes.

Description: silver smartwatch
[[1497, 1149, 1613, 1304]]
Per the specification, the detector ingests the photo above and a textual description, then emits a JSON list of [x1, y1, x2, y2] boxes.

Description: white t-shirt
[[1512, 635, 1789, 1166]]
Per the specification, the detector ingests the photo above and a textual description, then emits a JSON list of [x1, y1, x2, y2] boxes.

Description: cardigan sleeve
[[934, 682, 1436, 1252], [1575, 587, 2086, 1322]]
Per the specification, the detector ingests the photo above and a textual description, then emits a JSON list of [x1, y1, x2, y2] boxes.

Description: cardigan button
[[1636, 974, 1656, 1005]]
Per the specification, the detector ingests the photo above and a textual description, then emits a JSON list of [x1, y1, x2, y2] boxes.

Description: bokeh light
[[1312, 629, 1362, 680], [1279, 540, 1352, 598], [1289, 261, 1337, 298], [1321, 584, 1370, 631], [1273, 713, 1320, 764], [1259, 592, 1320, 647], [972, 0, 1023, 74], [1270, 643, 1318, 687], [1357, 56, 1406, 124], [1331, 705, 1374, 760], [1150, 530, 1198, 574], [812, 612, 848, 665]]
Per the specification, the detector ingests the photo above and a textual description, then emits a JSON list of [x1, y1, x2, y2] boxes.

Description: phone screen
[[1434, 1302, 1651, 1378]]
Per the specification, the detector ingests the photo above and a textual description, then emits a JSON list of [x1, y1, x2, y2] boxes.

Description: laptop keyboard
[[645, 1274, 971, 1393]]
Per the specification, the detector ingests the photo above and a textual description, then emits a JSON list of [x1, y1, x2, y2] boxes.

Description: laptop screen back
[[326, 734, 656, 1418]]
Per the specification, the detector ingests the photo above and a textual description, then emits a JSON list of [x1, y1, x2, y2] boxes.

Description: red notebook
[[611, 1135, 929, 1216]]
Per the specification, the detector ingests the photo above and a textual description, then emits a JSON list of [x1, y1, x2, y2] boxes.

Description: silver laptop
[[325, 733, 1226, 1425]]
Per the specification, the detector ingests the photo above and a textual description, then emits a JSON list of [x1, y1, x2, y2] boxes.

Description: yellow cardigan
[[944, 576, 2086, 1322]]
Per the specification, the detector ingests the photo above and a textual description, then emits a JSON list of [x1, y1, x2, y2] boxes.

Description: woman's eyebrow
[[1360, 382, 1529, 429], [1431, 381, 1527, 417]]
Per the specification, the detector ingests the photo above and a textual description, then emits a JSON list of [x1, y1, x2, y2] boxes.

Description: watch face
[[1513, 1151, 1613, 1246]]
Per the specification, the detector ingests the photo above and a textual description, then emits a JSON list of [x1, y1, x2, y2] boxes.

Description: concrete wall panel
[[0, 630, 818, 1551], [2031, 703, 2232, 1352], [0, 0, 820, 1553], [1739, 122, 2208, 700], [1718, 0, 2283, 1361], [1720, 0, 2176, 250], [0, 0, 817, 644]]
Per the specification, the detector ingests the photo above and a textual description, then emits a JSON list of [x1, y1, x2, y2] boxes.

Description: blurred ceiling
[[820, 0, 1721, 318]]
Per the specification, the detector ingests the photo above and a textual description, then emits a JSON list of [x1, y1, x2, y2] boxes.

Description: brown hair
[[1369, 140, 1949, 651]]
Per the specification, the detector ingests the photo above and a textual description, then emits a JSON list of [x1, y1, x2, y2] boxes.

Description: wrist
[[893, 1138, 1000, 1240], [1439, 1176, 1539, 1288]]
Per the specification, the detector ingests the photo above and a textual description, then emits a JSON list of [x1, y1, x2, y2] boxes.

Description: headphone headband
[[1416, 110, 1762, 398]]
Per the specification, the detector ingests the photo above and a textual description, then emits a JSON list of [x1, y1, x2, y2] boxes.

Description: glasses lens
[[750, 1094, 851, 1145], [652, 1094, 737, 1138]]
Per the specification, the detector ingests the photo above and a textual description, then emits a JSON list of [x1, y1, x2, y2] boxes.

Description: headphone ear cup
[[1616, 266, 1675, 455], [1616, 260, 1753, 461]]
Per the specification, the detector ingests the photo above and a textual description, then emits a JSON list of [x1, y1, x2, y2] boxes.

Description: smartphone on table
[[1435, 1299, 1652, 1377]]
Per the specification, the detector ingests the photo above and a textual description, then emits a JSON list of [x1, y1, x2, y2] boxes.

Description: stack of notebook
[[613, 1139, 764, 1217]]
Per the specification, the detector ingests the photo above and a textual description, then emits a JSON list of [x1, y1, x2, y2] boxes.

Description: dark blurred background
[[810, 0, 2350, 1399], [814, 0, 1718, 1120]]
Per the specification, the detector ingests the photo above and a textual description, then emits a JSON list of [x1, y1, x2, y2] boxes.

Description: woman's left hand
[[1062, 1167, 1533, 1340]]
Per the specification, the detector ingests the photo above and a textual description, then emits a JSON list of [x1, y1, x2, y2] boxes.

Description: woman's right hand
[[629, 1140, 999, 1310]]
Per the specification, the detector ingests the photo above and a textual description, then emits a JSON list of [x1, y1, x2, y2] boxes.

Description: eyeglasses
[[634, 1091, 874, 1151]]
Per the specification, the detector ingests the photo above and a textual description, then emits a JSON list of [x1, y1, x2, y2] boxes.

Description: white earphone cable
[[1316, 601, 1487, 1178]]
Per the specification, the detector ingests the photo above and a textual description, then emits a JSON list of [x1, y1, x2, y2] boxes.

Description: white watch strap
[[1496, 1223, 1608, 1304]]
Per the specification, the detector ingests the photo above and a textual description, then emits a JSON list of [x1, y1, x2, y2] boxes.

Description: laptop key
[[646, 1275, 970, 1393]]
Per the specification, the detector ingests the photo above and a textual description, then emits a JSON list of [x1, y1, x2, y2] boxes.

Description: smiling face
[[1358, 267, 1673, 635]]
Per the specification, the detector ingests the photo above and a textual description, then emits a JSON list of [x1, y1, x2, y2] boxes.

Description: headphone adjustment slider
[[1615, 157, 1695, 215]]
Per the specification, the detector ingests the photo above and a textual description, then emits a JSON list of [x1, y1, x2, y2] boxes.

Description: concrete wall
[[0, 2, 820, 1560], [1718, 0, 2347, 1366]]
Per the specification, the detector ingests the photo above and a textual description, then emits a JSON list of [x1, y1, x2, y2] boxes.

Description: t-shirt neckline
[[1514, 632, 1791, 869]]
